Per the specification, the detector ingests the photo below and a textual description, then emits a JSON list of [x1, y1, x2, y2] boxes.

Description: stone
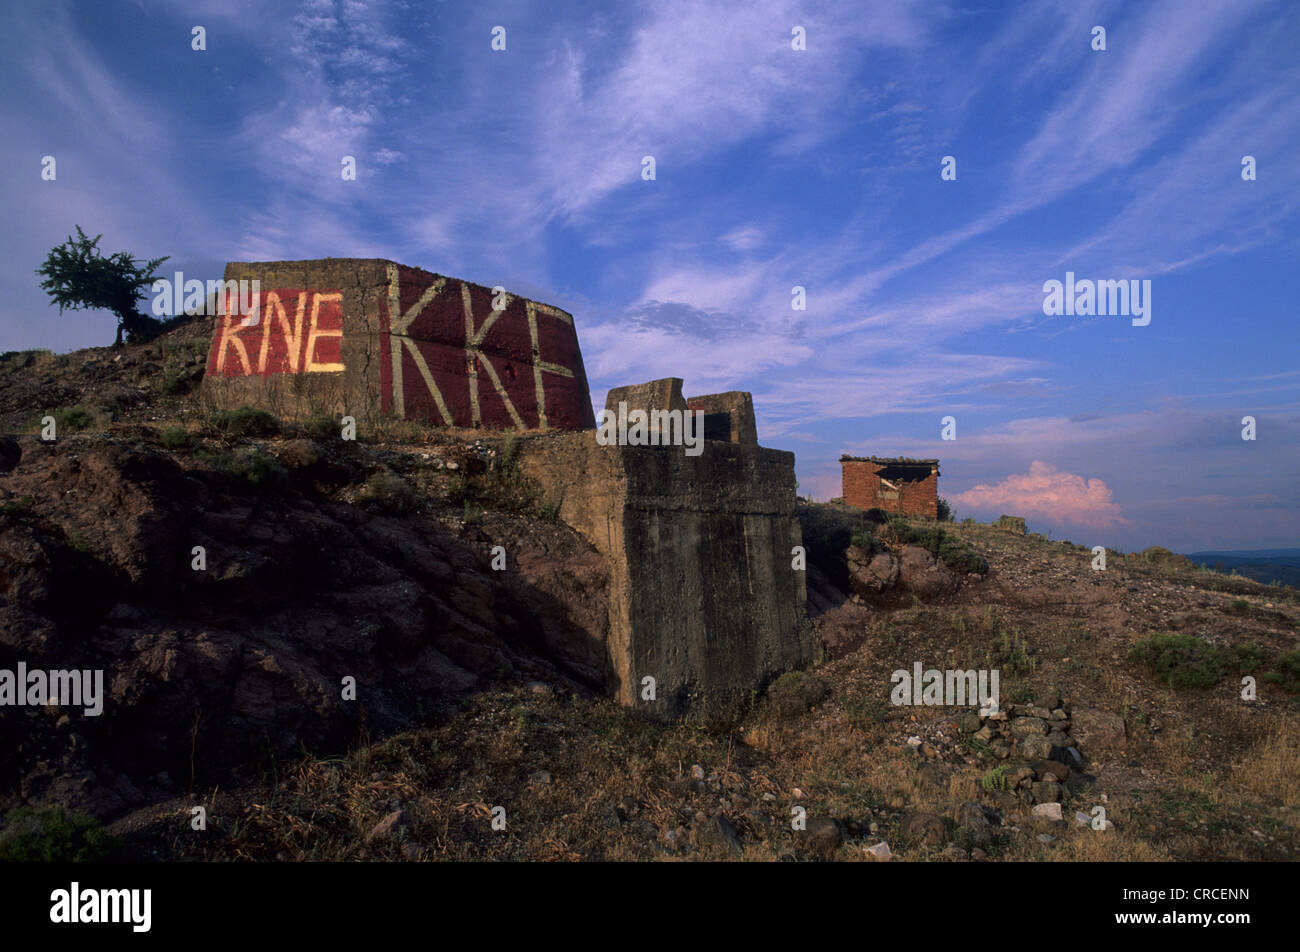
[[1019, 735, 1054, 761], [897, 545, 959, 599], [1031, 802, 1063, 822], [1010, 717, 1049, 736], [529, 770, 553, 786], [849, 550, 900, 594], [798, 816, 844, 858], [1031, 781, 1063, 803], [959, 713, 983, 734], [954, 802, 995, 849], [1071, 709, 1126, 754], [865, 841, 893, 862], [901, 812, 948, 848], [1032, 760, 1070, 782]]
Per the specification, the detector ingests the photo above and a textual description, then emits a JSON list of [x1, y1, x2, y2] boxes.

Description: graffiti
[[208, 289, 344, 377], [379, 264, 591, 431]]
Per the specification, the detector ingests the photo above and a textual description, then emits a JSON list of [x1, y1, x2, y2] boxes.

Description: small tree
[[937, 497, 953, 522], [36, 226, 169, 347]]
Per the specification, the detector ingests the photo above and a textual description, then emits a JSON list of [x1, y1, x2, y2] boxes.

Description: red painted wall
[[380, 266, 595, 431], [207, 288, 343, 378]]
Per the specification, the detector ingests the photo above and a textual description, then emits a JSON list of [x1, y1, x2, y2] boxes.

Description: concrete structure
[[840, 455, 940, 518], [520, 379, 811, 719], [686, 391, 758, 445], [202, 258, 596, 431]]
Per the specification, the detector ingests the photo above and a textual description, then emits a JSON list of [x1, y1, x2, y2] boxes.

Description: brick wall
[[841, 460, 939, 519]]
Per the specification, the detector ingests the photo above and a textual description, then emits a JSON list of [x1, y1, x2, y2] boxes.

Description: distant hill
[[1184, 549, 1300, 587]]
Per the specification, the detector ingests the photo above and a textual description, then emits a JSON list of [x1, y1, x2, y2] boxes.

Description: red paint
[[381, 266, 594, 431], [207, 288, 343, 378]]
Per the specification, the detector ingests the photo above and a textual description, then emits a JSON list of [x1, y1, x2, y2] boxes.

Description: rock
[[1031, 802, 1063, 822], [1019, 735, 1054, 761], [1032, 760, 1070, 782], [864, 841, 893, 862], [1037, 833, 1056, 845], [1035, 689, 1061, 710], [1075, 811, 1092, 826], [940, 844, 970, 861], [1031, 781, 1063, 803], [974, 725, 994, 742], [1005, 765, 1035, 789], [970, 847, 988, 861], [954, 802, 995, 848], [897, 545, 959, 599], [401, 842, 424, 860], [694, 814, 743, 854], [691, 764, 705, 780], [529, 770, 553, 786], [959, 713, 983, 734], [849, 549, 900, 594], [798, 816, 844, 858], [1071, 709, 1125, 754], [1010, 717, 1049, 736], [366, 808, 411, 843], [901, 812, 948, 847]]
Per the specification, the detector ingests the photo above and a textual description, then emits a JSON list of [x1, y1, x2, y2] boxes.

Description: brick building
[[840, 456, 940, 518]]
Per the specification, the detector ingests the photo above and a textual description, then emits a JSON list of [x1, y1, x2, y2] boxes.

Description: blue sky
[[3, 0, 1297, 552]]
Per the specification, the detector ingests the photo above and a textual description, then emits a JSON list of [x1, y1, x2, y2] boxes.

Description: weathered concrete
[[686, 391, 757, 445], [519, 428, 811, 720], [202, 258, 596, 431]]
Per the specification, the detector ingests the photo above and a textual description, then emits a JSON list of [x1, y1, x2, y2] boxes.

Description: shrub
[[213, 406, 280, 438], [300, 413, 341, 441], [160, 425, 193, 450], [1263, 650, 1300, 693], [1127, 633, 1257, 690], [0, 806, 122, 862], [359, 470, 419, 515], [936, 497, 953, 522], [765, 671, 829, 719], [51, 406, 93, 433]]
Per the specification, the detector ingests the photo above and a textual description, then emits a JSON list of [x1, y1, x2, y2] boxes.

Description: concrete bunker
[[520, 378, 812, 719]]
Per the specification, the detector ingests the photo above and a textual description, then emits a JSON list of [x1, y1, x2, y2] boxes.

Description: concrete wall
[[203, 258, 596, 431], [841, 459, 939, 518], [519, 432, 811, 719]]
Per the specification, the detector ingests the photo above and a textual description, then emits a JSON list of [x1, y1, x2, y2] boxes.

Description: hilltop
[[0, 329, 1296, 862]]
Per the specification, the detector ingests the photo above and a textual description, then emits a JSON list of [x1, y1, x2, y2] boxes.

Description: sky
[[2, 0, 1297, 552]]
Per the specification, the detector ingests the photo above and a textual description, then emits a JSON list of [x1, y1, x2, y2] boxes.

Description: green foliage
[[36, 226, 170, 346], [765, 671, 829, 718], [989, 628, 1034, 678], [300, 413, 341, 441], [0, 806, 122, 862], [51, 406, 93, 433], [885, 515, 988, 575], [1128, 633, 1260, 690], [462, 501, 483, 525], [160, 425, 194, 450], [1228, 599, 1249, 614], [980, 764, 1010, 791], [936, 497, 953, 522], [212, 406, 281, 438], [842, 693, 889, 730], [1263, 649, 1300, 693], [197, 445, 288, 491]]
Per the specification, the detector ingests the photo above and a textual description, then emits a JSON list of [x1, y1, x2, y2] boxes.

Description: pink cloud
[[951, 461, 1129, 529]]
